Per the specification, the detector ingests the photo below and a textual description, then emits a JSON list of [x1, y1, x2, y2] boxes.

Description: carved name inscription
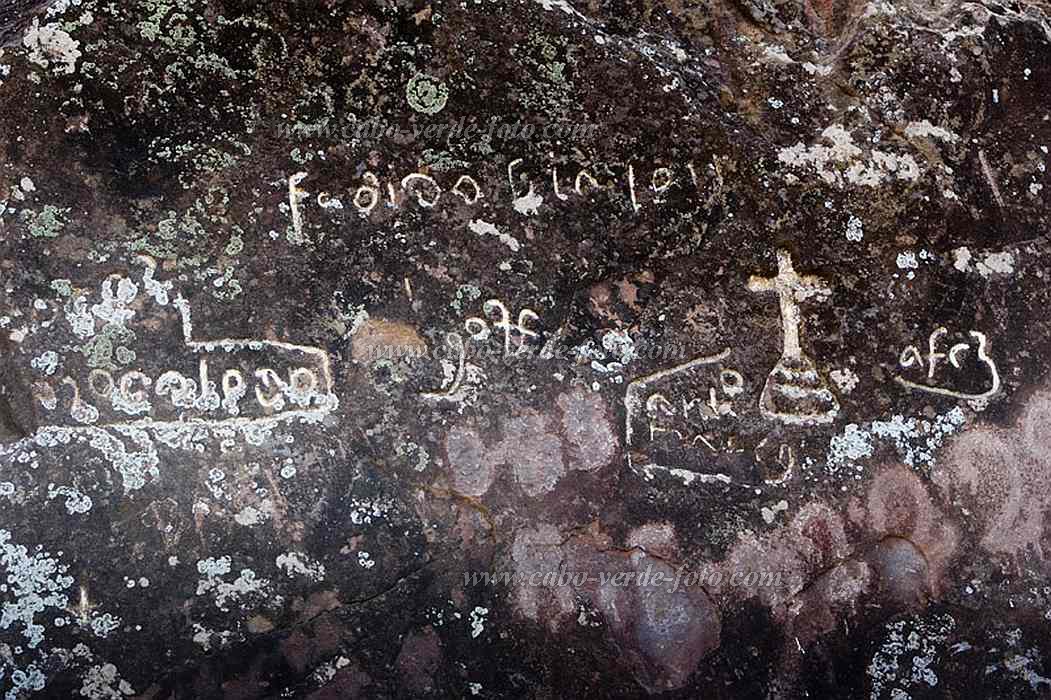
[[28, 258, 337, 431], [624, 348, 744, 465], [296, 157, 718, 225], [622, 249, 849, 482], [621, 247, 1009, 487], [896, 327, 1001, 401], [422, 298, 544, 404], [623, 346, 814, 487]]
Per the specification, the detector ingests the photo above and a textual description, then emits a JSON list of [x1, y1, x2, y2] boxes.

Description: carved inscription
[[622, 249, 850, 481], [422, 298, 542, 403], [747, 249, 840, 426], [28, 259, 337, 431], [895, 327, 1001, 401], [624, 349, 748, 471], [298, 158, 713, 225]]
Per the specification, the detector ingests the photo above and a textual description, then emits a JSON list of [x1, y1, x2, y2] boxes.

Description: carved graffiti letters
[[25, 259, 337, 433], [896, 327, 1001, 401]]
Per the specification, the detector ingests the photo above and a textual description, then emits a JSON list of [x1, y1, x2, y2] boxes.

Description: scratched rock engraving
[[624, 348, 749, 475], [14, 258, 337, 435], [896, 327, 1001, 403], [747, 249, 840, 426]]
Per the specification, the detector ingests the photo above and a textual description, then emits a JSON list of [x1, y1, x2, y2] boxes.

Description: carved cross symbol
[[747, 249, 839, 426], [747, 249, 831, 362]]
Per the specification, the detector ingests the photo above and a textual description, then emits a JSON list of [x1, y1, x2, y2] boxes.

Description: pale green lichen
[[516, 33, 578, 117], [224, 231, 244, 256], [420, 149, 470, 172], [406, 73, 449, 114], [394, 439, 430, 472], [81, 322, 136, 370], [289, 84, 335, 135], [124, 202, 246, 301], [22, 205, 70, 239], [71, 276, 141, 369], [23, 19, 82, 75], [290, 147, 313, 165], [50, 279, 74, 297], [128, 209, 203, 259], [208, 267, 243, 301], [195, 557, 272, 612], [868, 614, 954, 699], [824, 407, 966, 478], [0, 528, 75, 649], [451, 284, 482, 314]]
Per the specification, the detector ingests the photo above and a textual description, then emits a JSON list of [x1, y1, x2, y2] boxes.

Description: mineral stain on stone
[[350, 319, 426, 365], [935, 382, 1051, 563], [495, 410, 566, 497], [443, 424, 493, 497], [556, 389, 618, 471]]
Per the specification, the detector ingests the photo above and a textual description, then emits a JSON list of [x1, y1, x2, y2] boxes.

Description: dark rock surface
[[0, 0, 1050, 697]]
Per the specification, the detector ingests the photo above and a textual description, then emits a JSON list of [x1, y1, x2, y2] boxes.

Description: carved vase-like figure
[[747, 249, 840, 426]]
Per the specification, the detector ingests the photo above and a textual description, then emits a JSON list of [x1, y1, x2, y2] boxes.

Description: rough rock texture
[[0, 0, 1050, 697]]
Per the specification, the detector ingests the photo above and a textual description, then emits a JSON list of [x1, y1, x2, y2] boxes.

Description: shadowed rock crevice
[[0, 335, 35, 441], [0, 1, 57, 47]]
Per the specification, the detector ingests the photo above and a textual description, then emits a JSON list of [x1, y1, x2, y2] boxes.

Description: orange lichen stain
[[350, 318, 426, 364]]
